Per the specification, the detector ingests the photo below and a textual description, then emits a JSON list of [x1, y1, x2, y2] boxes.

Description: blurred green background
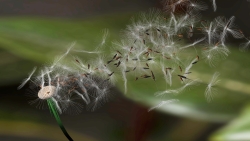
[[0, 0, 250, 141]]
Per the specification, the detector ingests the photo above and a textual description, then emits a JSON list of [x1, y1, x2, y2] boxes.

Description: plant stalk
[[47, 98, 73, 141]]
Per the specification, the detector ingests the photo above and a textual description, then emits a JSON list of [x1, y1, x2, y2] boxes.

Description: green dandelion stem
[[47, 98, 74, 141]]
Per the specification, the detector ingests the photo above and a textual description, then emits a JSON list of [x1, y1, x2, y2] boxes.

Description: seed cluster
[[19, 0, 249, 112]]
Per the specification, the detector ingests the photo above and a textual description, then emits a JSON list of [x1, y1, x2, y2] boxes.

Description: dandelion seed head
[[20, 0, 248, 116], [38, 86, 56, 99]]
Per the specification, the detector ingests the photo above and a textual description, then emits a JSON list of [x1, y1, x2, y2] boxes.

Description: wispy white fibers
[[201, 21, 217, 45], [179, 79, 200, 92], [155, 78, 200, 98], [50, 42, 75, 69], [52, 97, 62, 114], [155, 89, 179, 97], [148, 99, 179, 112], [73, 49, 100, 54], [17, 67, 37, 90], [202, 43, 230, 67], [95, 29, 109, 51], [161, 62, 174, 86], [183, 57, 198, 77], [240, 38, 250, 51], [45, 67, 52, 86], [189, 1, 208, 11], [74, 90, 90, 104], [207, 22, 213, 44], [122, 71, 128, 94], [40, 70, 45, 88], [205, 72, 220, 102], [180, 37, 206, 50], [211, 0, 217, 12], [217, 16, 244, 46]]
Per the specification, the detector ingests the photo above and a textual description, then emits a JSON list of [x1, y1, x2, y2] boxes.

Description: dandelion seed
[[18, 67, 37, 90], [179, 66, 182, 72], [151, 71, 156, 81], [216, 16, 243, 45], [148, 99, 179, 112], [141, 74, 151, 78], [189, 1, 208, 11], [116, 61, 121, 67], [202, 21, 219, 45], [115, 56, 122, 60], [122, 71, 128, 94], [96, 29, 109, 51], [61, 94, 84, 115], [112, 54, 118, 60], [180, 37, 206, 50], [205, 72, 220, 102], [192, 61, 198, 64], [76, 82, 90, 103], [178, 79, 200, 92], [87, 80, 112, 111], [155, 89, 179, 97], [211, 0, 217, 12], [51, 42, 75, 69], [203, 43, 230, 66], [161, 63, 174, 86], [178, 74, 187, 79], [74, 90, 89, 104], [240, 37, 250, 51], [107, 60, 113, 64], [73, 49, 100, 54], [51, 97, 62, 114]]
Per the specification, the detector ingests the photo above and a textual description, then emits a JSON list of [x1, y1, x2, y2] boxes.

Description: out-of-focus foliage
[[0, 14, 130, 86], [211, 103, 250, 141]]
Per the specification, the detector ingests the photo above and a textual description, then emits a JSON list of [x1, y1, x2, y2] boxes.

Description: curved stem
[[47, 98, 74, 141]]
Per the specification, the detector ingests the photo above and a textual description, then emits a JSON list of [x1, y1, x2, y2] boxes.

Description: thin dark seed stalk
[[47, 98, 74, 141]]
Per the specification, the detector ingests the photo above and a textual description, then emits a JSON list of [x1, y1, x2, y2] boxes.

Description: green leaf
[[210, 103, 250, 141]]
